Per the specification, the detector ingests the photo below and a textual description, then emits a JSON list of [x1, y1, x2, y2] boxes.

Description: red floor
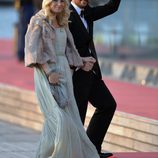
[[114, 152, 158, 158], [104, 78, 158, 120], [0, 39, 158, 120]]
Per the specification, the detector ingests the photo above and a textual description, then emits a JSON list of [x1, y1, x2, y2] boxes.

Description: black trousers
[[73, 69, 116, 153]]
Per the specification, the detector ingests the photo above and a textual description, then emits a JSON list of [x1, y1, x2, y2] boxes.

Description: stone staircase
[[0, 83, 158, 152]]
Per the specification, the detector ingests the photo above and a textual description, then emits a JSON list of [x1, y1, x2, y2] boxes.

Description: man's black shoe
[[99, 152, 113, 158]]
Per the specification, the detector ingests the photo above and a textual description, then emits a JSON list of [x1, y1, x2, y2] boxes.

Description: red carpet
[[0, 39, 158, 120], [114, 152, 158, 158], [104, 78, 158, 120], [0, 39, 34, 90]]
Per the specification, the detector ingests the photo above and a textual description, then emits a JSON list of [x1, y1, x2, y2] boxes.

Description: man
[[68, 0, 121, 158], [33, 0, 43, 11], [15, 0, 42, 62], [15, 0, 35, 61]]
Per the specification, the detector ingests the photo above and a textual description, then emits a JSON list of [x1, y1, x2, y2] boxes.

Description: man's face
[[72, 0, 89, 9]]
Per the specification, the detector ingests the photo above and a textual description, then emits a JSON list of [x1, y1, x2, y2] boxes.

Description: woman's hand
[[82, 56, 96, 63], [81, 57, 96, 72], [48, 72, 62, 85]]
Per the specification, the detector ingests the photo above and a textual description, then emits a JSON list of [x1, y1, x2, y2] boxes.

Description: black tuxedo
[[69, 0, 121, 153]]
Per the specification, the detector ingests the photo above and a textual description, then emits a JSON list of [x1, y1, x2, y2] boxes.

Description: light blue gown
[[34, 28, 99, 158]]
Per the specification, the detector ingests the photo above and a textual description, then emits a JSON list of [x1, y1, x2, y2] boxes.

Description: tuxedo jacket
[[69, 0, 121, 79]]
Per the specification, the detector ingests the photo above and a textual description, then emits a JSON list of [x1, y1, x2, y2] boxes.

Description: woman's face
[[50, 0, 65, 14]]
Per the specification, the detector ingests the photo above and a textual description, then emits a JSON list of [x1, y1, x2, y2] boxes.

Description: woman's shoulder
[[30, 10, 46, 27]]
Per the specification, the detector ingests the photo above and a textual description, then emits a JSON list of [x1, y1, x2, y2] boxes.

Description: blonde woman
[[25, 0, 98, 158]]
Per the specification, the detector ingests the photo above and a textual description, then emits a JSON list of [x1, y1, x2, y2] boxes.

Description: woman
[[25, 0, 98, 158]]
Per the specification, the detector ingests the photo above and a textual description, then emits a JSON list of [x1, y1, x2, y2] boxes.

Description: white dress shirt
[[71, 1, 88, 29]]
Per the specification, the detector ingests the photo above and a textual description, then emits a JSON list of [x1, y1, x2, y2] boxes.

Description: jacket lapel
[[70, 5, 90, 36]]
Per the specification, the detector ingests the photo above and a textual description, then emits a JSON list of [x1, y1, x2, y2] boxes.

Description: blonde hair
[[42, 0, 70, 27]]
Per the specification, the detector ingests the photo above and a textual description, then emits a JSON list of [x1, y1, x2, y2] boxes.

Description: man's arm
[[86, 0, 121, 21]]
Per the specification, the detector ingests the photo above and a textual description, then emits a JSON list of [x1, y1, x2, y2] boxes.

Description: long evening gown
[[34, 27, 99, 158]]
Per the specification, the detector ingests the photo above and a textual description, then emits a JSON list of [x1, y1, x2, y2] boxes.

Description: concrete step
[[0, 83, 158, 152], [86, 107, 158, 152], [1, 121, 158, 158]]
